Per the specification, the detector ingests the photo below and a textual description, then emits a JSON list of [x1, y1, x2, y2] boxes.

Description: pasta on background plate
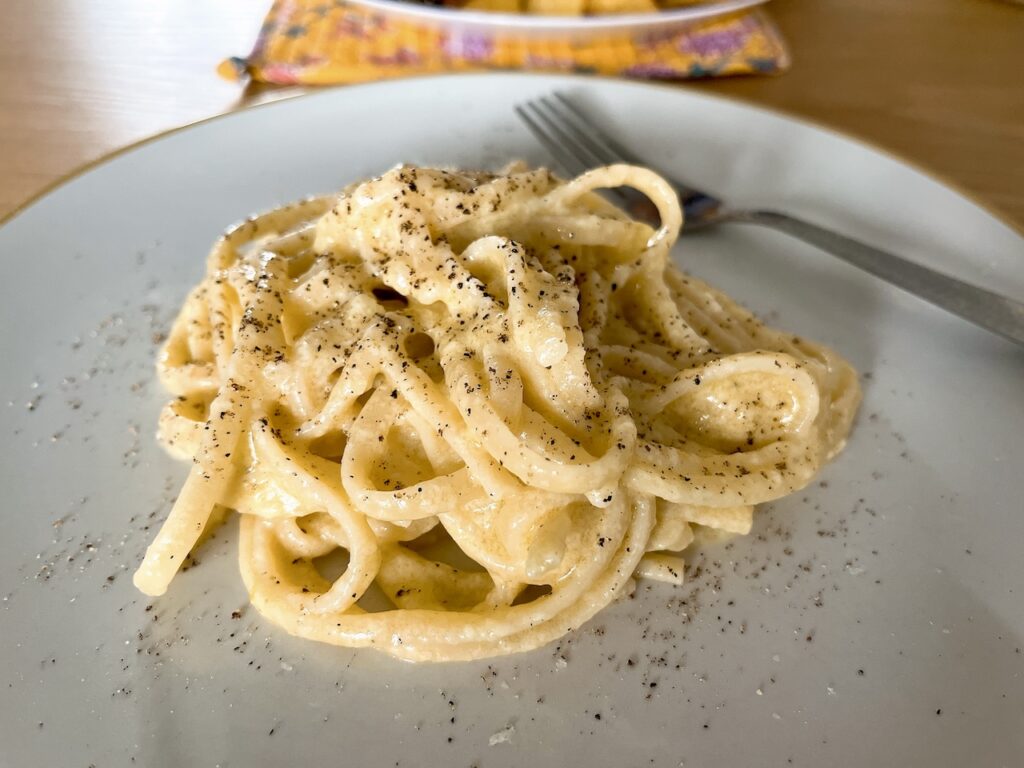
[[134, 163, 859, 662]]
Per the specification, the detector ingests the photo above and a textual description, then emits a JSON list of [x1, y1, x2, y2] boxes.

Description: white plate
[[2, 74, 1023, 767], [345, 0, 766, 39]]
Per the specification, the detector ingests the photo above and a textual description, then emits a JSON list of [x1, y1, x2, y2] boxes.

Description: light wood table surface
[[2, 0, 1022, 227]]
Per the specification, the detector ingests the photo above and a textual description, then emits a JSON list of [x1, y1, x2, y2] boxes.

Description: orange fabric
[[221, 1, 788, 84]]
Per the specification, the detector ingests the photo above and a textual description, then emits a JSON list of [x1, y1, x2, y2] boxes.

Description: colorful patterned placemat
[[220, 0, 789, 85]]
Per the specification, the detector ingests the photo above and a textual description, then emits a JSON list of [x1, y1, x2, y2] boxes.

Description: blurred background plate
[[344, 0, 768, 39]]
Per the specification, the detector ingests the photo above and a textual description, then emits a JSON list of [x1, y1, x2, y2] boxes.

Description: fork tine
[[550, 92, 721, 217], [548, 93, 642, 166], [518, 99, 645, 217], [519, 100, 609, 174], [531, 97, 611, 171], [514, 103, 589, 178]]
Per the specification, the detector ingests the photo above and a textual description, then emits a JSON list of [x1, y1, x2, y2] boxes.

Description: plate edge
[[2, 73, 1021, 243]]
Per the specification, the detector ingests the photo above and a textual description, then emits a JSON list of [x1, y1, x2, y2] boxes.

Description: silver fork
[[515, 92, 1024, 347]]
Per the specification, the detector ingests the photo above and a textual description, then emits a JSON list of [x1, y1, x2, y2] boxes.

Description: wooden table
[[2, 0, 1022, 226]]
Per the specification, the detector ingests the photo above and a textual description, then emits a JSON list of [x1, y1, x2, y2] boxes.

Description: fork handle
[[733, 209, 1024, 346]]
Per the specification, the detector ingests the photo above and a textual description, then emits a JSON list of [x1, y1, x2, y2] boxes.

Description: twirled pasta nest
[[134, 163, 859, 662]]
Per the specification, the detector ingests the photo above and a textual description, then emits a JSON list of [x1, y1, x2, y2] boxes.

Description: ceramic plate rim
[[3, 74, 1021, 244], [341, 0, 767, 32]]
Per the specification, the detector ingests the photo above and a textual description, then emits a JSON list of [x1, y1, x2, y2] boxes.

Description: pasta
[[133, 163, 860, 662]]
